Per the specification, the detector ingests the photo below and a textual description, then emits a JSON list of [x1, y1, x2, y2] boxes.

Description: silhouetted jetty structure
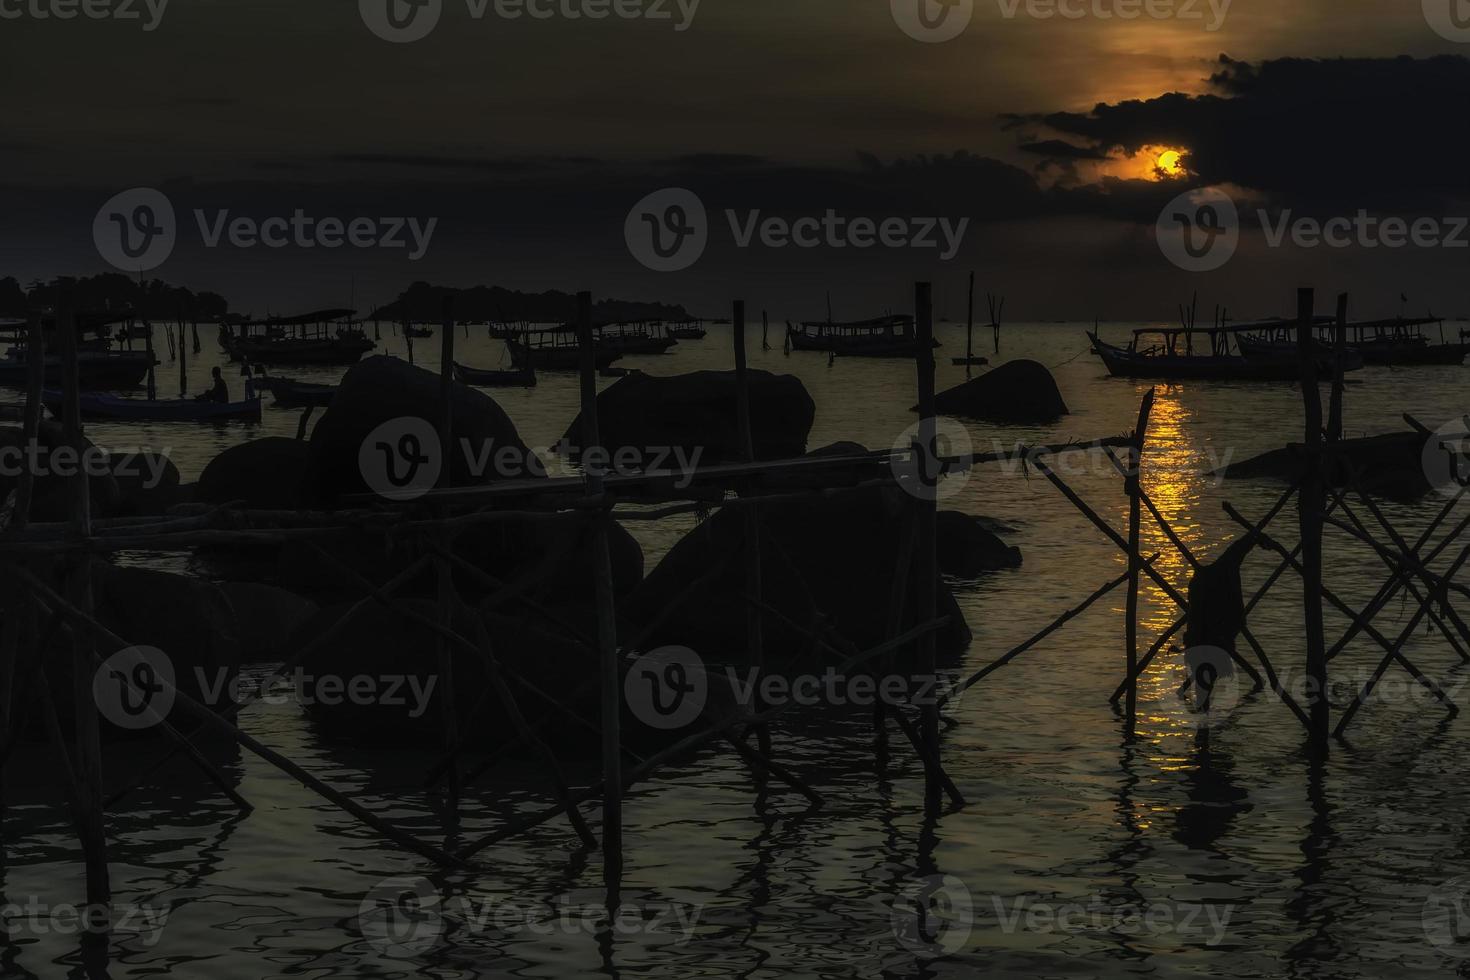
[[218, 308, 376, 365], [3, 281, 1468, 948]]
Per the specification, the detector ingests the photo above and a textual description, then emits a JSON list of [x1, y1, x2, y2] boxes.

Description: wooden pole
[[965, 272, 975, 373], [578, 291, 623, 903], [13, 312, 45, 531], [143, 316, 156, 401], [178, 308, 187, 399], [733, 300, 771, 766], [1297, 287, 1329, 751], [1123, 388, 1156, 729], [761, 310, 770, 351], [58, 293, 110, 907], [436, 297, 460, 809], [913, 282, 942, 812], [1329, 293, 1348, 443]]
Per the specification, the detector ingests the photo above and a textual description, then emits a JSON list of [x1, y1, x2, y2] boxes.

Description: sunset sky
[[3, 0, 1468, 320]]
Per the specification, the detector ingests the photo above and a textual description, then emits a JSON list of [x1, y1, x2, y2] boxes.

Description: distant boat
[[1088, 327, 1360, 382], [506, 331, 622, 371], [598, 321, 678, 355], [219, 309, 375, 366], [42, 390, 263, 422], [0, 349, 157, 389], [787, 315, 938, 358], [667, 320, 707, 340], [452, 361, 536, 388], [403, 325, 432, 338], [253, 375, 337, 408]]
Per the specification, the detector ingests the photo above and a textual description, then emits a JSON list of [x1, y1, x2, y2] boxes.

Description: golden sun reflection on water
[[1129, 387, 1235, 742]]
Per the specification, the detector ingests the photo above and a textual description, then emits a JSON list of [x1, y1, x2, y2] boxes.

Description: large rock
[[1215, 430, 1435, 502], [623, 483, 972, 668], [929, 359, 1069, 424], [39, 561, 240, 737], [937, 511, 1022, 576], [108, 451, 183, 516], [300, 356, 541, 506], [272, 515, 644, 605], [560, 370, 815, 465], [197, 437, 310, 509], [0, 421, 120, 521], [219, 582, 320, 663]]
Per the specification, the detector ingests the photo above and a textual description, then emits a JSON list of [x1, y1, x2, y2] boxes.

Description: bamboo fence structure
[[0, 281, 1466, 950]]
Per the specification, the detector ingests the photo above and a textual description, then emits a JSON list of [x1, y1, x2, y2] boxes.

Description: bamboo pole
[[965, 272, 975, 374], [436, 297, 460, 809], [58, 295, 110, 906], [1329, 293, 1348, 442], [1296, 287, 1329, 751], [1123, 388, 1156, 726], [761, 310, 770, 351], [143, 315, 156, 401], [577, 290, 623, 903], [12, 311, 45, 531], [733, 300, 771, 767], [10, 564, 466, 868], [913, 282, 941, 812]]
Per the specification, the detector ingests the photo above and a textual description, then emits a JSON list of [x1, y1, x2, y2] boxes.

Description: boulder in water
[[937, 511, 1022, 576], [197, 437, 310, 509], [108, 451, 183, 516], [623, 483, 972, 668], [928, 359, 1069, 424], [300, 356, 541, 506], [559, 370, 815, 465]]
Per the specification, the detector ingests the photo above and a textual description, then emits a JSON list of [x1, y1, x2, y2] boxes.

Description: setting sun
[[1154, 148, 1186, 178]]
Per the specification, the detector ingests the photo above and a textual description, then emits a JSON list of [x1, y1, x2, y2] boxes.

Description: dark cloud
[[1018, 140, 1110, 161], [1025, 54, 1470, 213]]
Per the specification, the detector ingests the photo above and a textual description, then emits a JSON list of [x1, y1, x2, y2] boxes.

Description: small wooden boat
[[787, 315, 938, 358], [252, 375, 337, 408], [507, 332, 623, 371], [1238, 316, 1468, 366], [1089, 328, 1319, 382], [667, 320, 706, 340], [219, 309, 375, 366], [0, 350, 157, 389], [452, 361, 536, 387], [951, 355, 989, 366], [42, 390, 263, 422], [598, 321, 677, 355]]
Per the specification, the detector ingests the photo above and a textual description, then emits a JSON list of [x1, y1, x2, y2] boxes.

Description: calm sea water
[[4, 320, 1470, 978]]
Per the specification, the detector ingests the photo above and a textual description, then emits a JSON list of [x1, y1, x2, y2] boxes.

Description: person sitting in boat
[[197, 366, 229, 403]]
